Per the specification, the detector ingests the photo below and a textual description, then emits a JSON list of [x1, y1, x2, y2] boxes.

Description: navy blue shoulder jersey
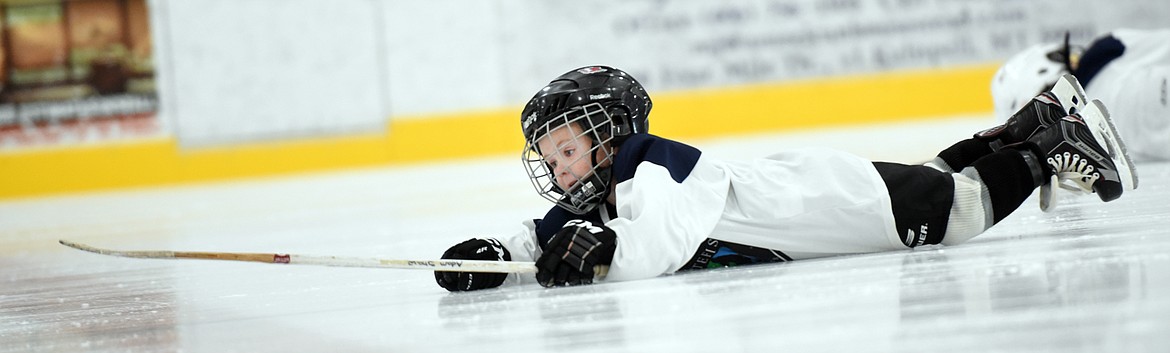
[[611, 134, 701, 185]]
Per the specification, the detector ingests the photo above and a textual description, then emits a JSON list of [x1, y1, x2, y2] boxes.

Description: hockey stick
[[58, 240, 538, 273]]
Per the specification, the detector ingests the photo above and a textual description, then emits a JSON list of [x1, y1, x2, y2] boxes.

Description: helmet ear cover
[[607, 106, 632, 141]]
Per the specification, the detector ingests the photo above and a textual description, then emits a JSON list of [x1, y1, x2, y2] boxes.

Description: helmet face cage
[[522, 103, 616, 214]]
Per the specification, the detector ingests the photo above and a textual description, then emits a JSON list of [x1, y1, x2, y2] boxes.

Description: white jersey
[[1076, 28, 1170, 162], [496, 134, 904, 284]]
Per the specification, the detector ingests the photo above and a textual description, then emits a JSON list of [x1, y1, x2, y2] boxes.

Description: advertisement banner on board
[[0, 0, 161, 150]]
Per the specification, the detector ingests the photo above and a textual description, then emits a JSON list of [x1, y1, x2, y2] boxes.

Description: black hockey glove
[[536, 220, 617, 288], [434, 238, 511, 292]]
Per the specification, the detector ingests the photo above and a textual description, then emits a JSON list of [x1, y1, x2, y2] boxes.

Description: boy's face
[[536, 122, 600, 192]]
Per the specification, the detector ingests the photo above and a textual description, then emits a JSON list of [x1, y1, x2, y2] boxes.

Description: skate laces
[[1048, 152, 1099, 192]]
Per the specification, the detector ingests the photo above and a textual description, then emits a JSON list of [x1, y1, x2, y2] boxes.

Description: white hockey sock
[[941, 168, 994, 246], [923, 157, 954, 173]]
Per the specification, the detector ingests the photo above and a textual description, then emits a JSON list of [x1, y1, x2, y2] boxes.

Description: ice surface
[[2, 116, 1168, 352]]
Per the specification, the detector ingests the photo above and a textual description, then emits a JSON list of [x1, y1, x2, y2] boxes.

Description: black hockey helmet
[[520, 66, 653, 214], [520, 66, 652, 146]]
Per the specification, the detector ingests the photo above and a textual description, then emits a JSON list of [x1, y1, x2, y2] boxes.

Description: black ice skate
[[1027, 100, 1137, 211], [978, 74, 1087, 149], [1077, 99, 1138, 189]]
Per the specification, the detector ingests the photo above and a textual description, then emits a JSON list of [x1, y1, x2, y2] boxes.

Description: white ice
[[2, 115, 1168, 352]]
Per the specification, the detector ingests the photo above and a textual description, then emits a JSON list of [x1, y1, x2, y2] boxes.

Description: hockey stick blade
[[58, 239, 538, 273]]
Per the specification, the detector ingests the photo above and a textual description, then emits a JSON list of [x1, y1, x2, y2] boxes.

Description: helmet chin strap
[[590, 146, 614, 206]]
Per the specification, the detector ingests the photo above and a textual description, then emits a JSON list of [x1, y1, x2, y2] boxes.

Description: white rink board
[[2, 116, 1169, 352], [145, 0, 1170, 146]]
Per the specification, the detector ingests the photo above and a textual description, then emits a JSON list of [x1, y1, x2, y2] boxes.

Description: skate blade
[[1083, 99, 1139, 190], [1050, 74, 1088, 115], [1039, 177, 1055, 212]]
